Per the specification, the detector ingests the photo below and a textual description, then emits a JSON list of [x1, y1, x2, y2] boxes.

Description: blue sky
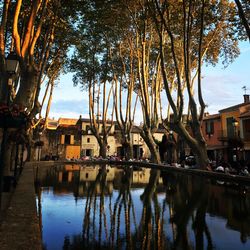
[[44, 41, 250, 122]]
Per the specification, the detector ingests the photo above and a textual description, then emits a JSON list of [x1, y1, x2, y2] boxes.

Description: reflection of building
[[133, 168, 151, 183], [208, 183, 250, 240], [79, 166, 115, 182], [53, 165, 115, 197]]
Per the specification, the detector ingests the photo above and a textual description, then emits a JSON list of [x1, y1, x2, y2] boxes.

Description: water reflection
[[36, 164, 250, 250]]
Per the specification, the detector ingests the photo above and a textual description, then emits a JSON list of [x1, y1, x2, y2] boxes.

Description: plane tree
[[69, 0, 141, 160], [106, 0, 163, 163], [111, 40, 139, 160], [146, 0, 242, 169], [0, 0, 79, 177], [70, 44, 115, 158], [234, 0, 250, 41], [69, 1, 117, 158], [110, 0, 164, 163], [98, 0, 140, 160]]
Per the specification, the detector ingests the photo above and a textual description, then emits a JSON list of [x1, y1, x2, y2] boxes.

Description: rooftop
[[219, 95, 250, 113], [203, 113, 221, 120]]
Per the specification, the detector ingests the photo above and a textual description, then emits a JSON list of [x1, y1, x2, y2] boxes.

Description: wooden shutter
[[61, 134, 65, 144], [70, 135, 74, 145]]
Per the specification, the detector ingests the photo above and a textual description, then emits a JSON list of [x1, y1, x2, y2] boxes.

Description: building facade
[[77, 118, 165, 160], [202, 113, 225, 162], [41, 118, 81, 160], [201, 95, 250, 165], [42, 117, 166, 161]]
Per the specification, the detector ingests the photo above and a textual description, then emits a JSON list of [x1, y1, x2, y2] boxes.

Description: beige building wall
[[107, 136, 117, 156], [81, 135, 100, 156], [79, 120, 165, 159], [81, 120, 118, 156], [141, 132, 164, 159]]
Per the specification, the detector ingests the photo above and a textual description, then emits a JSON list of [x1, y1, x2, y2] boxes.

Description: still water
[[36, 164, 250, 250]]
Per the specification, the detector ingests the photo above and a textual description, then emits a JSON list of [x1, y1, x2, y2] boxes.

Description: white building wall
[[80, 120, 165, 159]]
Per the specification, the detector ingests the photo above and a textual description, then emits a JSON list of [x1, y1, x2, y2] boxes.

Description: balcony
[[217, 130, 227, 141], [243, 132, 250, 142], [217, 129, 240, 141]]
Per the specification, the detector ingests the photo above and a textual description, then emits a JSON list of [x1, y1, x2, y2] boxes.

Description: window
[[86, 149, 92, 156], [115, 124, 120, 130], [65, 135, 71, 144], [87, 138, 90, 143], [226, 117, 235, 138], [205, 121, 214, 135]]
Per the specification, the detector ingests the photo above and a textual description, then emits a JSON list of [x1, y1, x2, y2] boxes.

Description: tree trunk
[[0, 73, 9, 103], [140, 169, 160, 202], [141, 129, 161, 164], [124, 140, 133, 160], [3, 141, 12, 176], [171, 120, 208, 169], [15, 68, 38, 111], [98, 140, 107, 158], [192, 141, 209, 169]]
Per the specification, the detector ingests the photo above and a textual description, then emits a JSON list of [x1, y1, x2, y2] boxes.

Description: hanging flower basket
[[0, 104, 27, 128]]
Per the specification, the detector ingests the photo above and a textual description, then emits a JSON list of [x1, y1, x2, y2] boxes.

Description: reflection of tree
[[80, 165, 137, 249], [110, 167, 134, 249], [230, 189, 250, 244], [82, 165, 108, 248], [139, 169, 169, 249], [163, 173, 213, 250], [39, 165, 250, 249]]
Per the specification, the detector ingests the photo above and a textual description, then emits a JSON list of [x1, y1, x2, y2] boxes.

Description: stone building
[[41, 118, 81, 160], [42, 117, 166, 160]]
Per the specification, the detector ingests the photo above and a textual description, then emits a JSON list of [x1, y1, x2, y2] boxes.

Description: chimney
[[244, 94, 250, 103]]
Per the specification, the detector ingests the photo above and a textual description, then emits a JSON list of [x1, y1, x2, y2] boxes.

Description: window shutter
[[61, 135, 65, 144], [205, 122, 208, 134], [70, 135, 74, 145], [211, 121, 214, 134]]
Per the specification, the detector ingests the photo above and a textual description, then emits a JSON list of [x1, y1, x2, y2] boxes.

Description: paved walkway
[[0, 162, 42, 250]]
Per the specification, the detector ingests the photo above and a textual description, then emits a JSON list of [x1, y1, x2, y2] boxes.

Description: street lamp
[[0, 52, 20, 205], [6, 51, 20, 74], [6, 52, 20, 104]]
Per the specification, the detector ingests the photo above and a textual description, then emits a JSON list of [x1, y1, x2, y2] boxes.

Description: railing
[[217, 129, 241, 141], [216, 130, 227, 141]]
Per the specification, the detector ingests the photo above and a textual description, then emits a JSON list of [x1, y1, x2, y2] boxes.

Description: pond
[[36, 164, 250, 250]]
